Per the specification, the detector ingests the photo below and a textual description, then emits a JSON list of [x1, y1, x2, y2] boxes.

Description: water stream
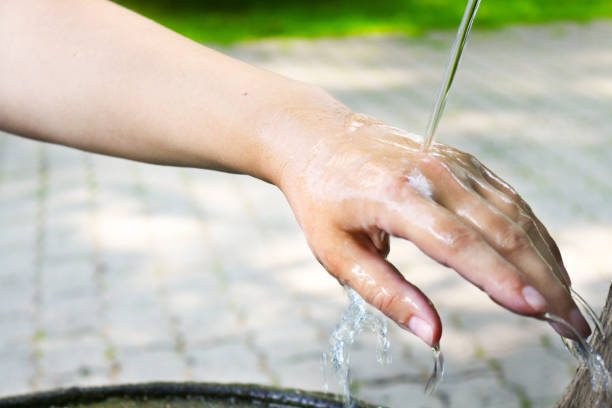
[[422, 0, 482, 150], [424, 344, 445, 395]]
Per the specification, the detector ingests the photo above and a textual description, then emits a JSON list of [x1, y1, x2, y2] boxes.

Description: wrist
[[255, 83, 352, 190]]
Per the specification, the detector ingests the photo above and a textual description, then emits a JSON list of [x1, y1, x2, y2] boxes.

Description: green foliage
[[113, 0, 612, 43]]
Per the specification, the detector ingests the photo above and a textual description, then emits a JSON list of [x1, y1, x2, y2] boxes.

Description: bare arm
[[0, 0, 345, 182], [0, 0, 589, 346]]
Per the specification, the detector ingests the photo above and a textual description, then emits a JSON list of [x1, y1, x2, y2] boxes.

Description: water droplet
[[425, 344, 445, 395]]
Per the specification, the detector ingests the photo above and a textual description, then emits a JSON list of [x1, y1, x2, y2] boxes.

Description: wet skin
[[1, 0, 590, 349], [279, 112, 590, 346]]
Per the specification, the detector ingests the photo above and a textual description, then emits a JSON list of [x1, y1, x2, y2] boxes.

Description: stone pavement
[[1, 21, 612, 408]]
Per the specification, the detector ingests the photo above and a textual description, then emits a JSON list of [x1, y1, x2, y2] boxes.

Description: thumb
[[322, 231, 442, 346]]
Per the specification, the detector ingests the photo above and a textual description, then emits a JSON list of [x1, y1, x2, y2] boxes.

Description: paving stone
[[190, 342, 264, 384], [115, 348, 187, 384], [0, 222, 36, 253], [106, 294, 172, 349], [500, 344, 576, 403], [256, 323, 322, 362], [40, 259, 96, 301], [273, 358, 326, 392], [434, 377, 523, 408], [40, 295, 100, 336], [38, 333, 107, 377], [359, 382, 445, 408], [0, 313, 35, 348], [0, 345, 34, 397]]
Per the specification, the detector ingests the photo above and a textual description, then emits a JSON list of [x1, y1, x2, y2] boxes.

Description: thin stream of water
[[424, 344, 445, 395], [422, 0, 481, 150]]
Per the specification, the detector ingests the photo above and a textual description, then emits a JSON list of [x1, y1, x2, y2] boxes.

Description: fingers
[[382, 186, 590, 339], [475, 165, 571, 285], [428, 158, 588, 338], [468, 176, 570, 287], [321, 230, 442, 346], [434, 180, 588, 336], [519, 206, 571, 285], [379, 190, 541, 317], [469, 176, 586, 338]]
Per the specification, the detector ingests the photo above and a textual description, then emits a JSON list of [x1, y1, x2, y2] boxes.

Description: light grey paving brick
[[113, 348, 187, 384], [0, 341, 33, 397], [38, 333, 107, 377], [190, 342, 265, 384], [40, 295, 99, 336]]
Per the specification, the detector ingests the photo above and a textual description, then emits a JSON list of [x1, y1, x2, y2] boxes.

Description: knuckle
[[501, 202, 521, 222], [420, 156, 450, 179], [498, 225, 531, 255], [369, 290, 399, 315], [486, 269, 522, 295], [446, 226, 478, 255], [384, 172, 412, 202]]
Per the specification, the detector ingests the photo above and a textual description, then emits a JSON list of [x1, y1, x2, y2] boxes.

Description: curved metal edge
[[0, 382, 382, 408]]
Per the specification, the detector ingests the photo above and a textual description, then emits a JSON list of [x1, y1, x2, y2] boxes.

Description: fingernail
[[408, 316, 434, 346], [522, 286, 547, 312], [569, 307, 591, 338]]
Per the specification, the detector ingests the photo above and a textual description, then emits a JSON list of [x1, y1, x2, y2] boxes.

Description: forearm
[[0, 0, 349, 184]]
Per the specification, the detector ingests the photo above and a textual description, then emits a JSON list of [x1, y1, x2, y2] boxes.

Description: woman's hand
[[1, 0, 590, 347], [277, 110, 590, 346]]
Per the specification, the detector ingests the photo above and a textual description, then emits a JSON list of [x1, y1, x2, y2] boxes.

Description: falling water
[[323, 287, 391, 408], [424, 344, 445, 395], [422, 0, 482, 150], [323, 287, 447, 407]]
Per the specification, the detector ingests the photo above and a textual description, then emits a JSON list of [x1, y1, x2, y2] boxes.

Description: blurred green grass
[[113, 0, 612, 44]]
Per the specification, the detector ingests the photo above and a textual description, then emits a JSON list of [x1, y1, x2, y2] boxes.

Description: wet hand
[[279, 112, 590, 346]]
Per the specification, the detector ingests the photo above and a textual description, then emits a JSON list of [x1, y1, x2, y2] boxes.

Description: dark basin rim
[[0, 382, 375, 408]]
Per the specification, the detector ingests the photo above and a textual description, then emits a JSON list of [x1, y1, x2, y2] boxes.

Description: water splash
[[544, 313, 612, 407], [425, 344, 445, 395], [323, 287, 391, 407]]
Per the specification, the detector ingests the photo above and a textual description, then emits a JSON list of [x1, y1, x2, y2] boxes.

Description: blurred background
[[112, 0, 612, 43], [1, 1, 611, 408]]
